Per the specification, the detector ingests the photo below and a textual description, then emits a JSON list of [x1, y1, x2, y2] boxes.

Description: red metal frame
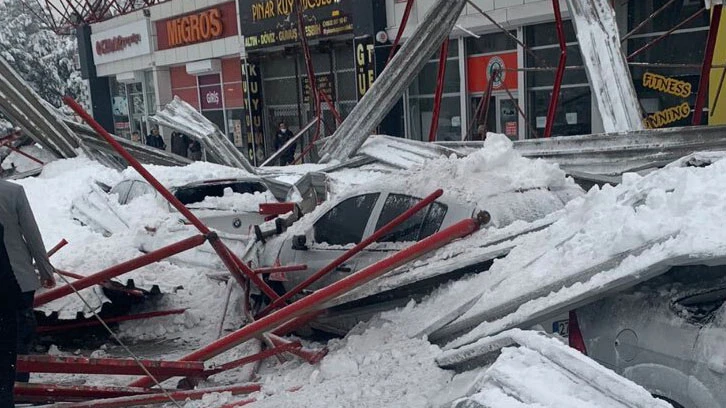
[[36, 309, 187, 334], [63, 96, 280, 302], [203, 341, 303, 376], [429, 40, 450, 142], [480, 71, 497, 135], [17, 355, 204, 377], [258, 189, 444, 316], [47, 239, 68, 258], [7, 146, 44, 165], [320, 89, 343, 125], [254, 264, 308, 275], [544, 0, 567, 138], [387, 0, 416, 66], [130, 215, 483, 388], [267, 333, 328, 364], [627, 7, 707, 61], [693, 4, 723, 125], [259, 202, 296, 216], [34, 234, 207, 307], [14, 383, 156, 403], [42, 384, 262, 407]]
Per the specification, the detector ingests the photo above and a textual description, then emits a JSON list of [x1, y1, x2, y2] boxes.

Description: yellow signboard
[[711, 7, 726, 125]]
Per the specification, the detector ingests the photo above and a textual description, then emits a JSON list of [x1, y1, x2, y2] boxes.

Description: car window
[[174, 181, 269, 205], [674, 287, 726, 324], [314, 193, 380, 245], [374, 194, 448, 243], [110, 180, 135, 204], [126, 181, 156, 204]]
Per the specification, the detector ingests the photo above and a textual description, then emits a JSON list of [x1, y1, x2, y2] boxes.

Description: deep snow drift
[[13, 135, 677, 407]]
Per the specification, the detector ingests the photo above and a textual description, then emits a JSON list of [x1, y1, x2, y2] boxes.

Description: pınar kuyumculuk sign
[[240, 0, 353, 51]]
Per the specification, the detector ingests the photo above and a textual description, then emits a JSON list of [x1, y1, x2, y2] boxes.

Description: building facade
[[79, 0, 725, 153], [386, 0, 724, 141]]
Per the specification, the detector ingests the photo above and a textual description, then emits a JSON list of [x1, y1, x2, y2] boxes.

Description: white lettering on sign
[[206, 90, 221, 105]]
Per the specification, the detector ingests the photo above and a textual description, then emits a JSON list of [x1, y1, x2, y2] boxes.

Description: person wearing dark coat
[[274, 122, 296, 166], [170, 131, 190, 157], [188, 140, 202, 161], [0, 181, 56, 406], [146, 127, 166, 150]]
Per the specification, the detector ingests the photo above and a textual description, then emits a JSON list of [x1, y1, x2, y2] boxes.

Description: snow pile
[[2, 144, 57, 173], [433, 151, 726, 347], [187, 190, 275, 213], [248, 319, 452, 408]]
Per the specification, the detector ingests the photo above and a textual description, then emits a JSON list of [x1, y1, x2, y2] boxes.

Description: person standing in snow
[[0, 180, 56, 405], [188, 140, 202, 161], [274, 122, 296, 166], [170, 131, 190, 158], [146, 127, 166, 150]]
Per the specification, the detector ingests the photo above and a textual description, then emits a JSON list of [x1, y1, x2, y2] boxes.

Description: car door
[[688, 287, 726, 407], [287, 193, 382, 292]]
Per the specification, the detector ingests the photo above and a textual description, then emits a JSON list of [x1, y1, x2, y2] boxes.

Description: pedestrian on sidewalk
[[0, 180, 56, 405], [188, 140, 202, 161], [146, 127, 166, 150], [171, 131, 190, 157], [274, 122, 296, 166]]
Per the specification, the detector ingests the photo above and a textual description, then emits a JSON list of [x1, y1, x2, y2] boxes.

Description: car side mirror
[[292, 235, 308, 251]]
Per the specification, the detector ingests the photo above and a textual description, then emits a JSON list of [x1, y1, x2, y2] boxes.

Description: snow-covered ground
[[14, 135, 682, 407]]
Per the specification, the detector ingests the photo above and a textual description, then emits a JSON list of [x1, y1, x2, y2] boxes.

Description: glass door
[[496, 95, 519, 140]]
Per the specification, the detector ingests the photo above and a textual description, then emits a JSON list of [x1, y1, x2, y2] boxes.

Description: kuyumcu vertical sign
[[156, 2, 238, 50], [91, 20, 152, 65]]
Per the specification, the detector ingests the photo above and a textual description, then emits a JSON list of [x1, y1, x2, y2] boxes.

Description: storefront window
[[466, 31, 518, 55], [626, 1, 710, 127], [145, 71, 156, 116], [525, 21, 591, 138], [109, 77, 130, 139], [408, 39, 460, 141]]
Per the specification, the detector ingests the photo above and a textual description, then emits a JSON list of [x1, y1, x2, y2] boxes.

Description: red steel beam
[[130, 214, 485, 388], [8, 146, 44, 165], [627, 7, 706, 61], [259, 202, 296, 216], [16, 354, 204, 376], [258, 189, 444, 316], [14, 383, 156, 403], [544, 0, 567, 138], [47, 239, 68, 258], [36, 309, 187, 334], [39, 384, 262, 408], [34, 234, 207, 307], [63, 96, 280, 301], [254, 264, 308, 275], [693, 4, 723, 125], [320, 90, 343, 125], [428, 40, 450, 142], [387, 0, 416, 66], [267, 333, 328, 364], [479, 70, 497, 136], [203, 341, 303, 376]]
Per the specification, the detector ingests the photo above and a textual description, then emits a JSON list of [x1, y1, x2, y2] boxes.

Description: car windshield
[[174, 181, 268, 205]]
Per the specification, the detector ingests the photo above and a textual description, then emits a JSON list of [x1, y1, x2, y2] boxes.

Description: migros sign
[[157, 2, 237, 50]]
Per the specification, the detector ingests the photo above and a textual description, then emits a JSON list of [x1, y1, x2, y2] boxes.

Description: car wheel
[[653, 395, 685, 408]]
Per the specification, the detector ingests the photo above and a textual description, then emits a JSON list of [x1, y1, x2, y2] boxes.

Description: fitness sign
[[641, 72, 694, 129], [239, 0, 353, 50]]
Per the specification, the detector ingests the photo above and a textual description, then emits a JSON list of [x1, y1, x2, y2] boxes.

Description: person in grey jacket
[[0, 180, 55, 405]]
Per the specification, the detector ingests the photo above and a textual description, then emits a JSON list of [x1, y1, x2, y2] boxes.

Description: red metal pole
[[14, 383, 155, 403], [34, 234, 207, 307], [320, 89, 343, 125], [36, 309, 188, 334], [63, 96, 280, 302], [8, 146, 44, 165], [203, 341, 302, 376], [16, 354, 204, 376], [267, 333, 328, 364], [47, 239, 68, 258], [428, 40, 450, 142], [544, 0, 567, 138], [258, 189, 444, 316], [38, 384, 262, 408], [130, 215, 484, 388], [480, 71, 497, 135], [627, 7, 706, 61], [693, 4, 722, 125], [387, 0, 416, 66], [254, 264, 308, 275]]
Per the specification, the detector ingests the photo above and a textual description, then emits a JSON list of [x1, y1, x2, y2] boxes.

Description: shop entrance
[[469, 93, 519, 140]]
